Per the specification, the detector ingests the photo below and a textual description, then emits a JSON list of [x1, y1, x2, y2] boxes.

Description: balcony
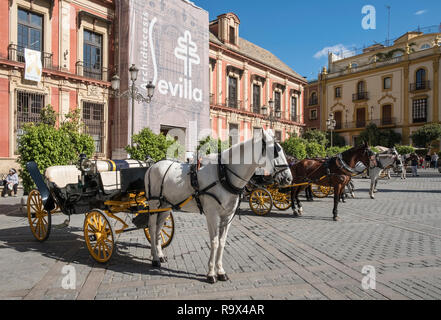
[[225, 98, 243, 109], [76, 61, 108, 81], [291, 115, 302, 123], [352, 91, 369, 102], [335, 118, 397, 130], [409, 81, 431, 92], [251, 104, 261, 114], [308, 97, 318, 106], [8, 44, 53, 69]]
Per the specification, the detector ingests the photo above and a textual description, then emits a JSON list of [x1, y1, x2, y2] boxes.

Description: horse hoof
[[292, 211, 299, 217], [152, 260, 161, 268], [159, 256, 168, 263], [207, 276, 217, 284], [217, 274, 229, 281], [333, 216, 339, 221]]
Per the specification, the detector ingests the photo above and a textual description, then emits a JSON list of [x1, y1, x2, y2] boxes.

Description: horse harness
[[146, 155, 248, 216]]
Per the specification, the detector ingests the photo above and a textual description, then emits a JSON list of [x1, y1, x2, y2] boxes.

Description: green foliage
[[410, 123, 441, 148], [197, 136, 230, 156], [370, 146, 381, 154], [395, 145, 415, 155], [326, 145, 351, 157], [305, 141, 326, 158], [40, 104, 57, 126], [17, 106, 95, 193], [326, 131, 346, 147], [125, 127, 176, 162], [357, 123, 401, 147], [281, 137, 307, 160], [302, 130, 328, 146]]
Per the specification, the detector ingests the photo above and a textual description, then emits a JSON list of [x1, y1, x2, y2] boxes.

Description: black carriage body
[[27, 160, 150, 216]]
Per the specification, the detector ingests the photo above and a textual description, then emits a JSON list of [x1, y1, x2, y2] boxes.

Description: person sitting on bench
[[2, 168, 19, 197]]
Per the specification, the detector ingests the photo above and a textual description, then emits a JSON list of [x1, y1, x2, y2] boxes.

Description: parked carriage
[[26, 155, 174, 263], [245, 174, 292, 216]]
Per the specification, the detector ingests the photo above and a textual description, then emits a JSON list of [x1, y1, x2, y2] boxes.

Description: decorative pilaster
[[433, 58, 439, 123]]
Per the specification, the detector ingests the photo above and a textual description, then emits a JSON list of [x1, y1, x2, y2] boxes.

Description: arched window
[[415, 68, 426, 90], [420, 43, 431, 50], [357, 81, 365, 93], [309, 92, 317, 105]]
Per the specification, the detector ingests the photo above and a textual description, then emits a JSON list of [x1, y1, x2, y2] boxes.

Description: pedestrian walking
[[400, 154, 407, 179], [431, 153, 439, 169], [425, 154, 431, 169], [411, 154, 419, 177], [1, 168, 19, 197]]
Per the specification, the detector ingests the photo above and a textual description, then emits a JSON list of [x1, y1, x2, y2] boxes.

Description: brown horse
[[287, 142, 373, 221]]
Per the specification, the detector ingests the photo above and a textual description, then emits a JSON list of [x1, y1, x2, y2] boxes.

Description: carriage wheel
[[84, 209, 115, 263], [249, 188, 272, 216], [272, 189, 292, 211], [144, 212, 175, 249], [311, 184, 331, 198], [27, 189, 52, 242]]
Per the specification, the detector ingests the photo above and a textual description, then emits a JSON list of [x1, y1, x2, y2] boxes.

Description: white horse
[[369, 147, 402, 199], [144, 130, 292, 283]]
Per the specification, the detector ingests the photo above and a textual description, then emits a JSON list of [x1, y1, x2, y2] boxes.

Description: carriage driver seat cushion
[[45, 166, 81, 189]]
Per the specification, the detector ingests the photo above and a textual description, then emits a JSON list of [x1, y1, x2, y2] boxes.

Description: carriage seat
[[45, 166, 81, 189]]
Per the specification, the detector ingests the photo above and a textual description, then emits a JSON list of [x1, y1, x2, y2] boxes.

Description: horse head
[[260, 130, 293, 186]]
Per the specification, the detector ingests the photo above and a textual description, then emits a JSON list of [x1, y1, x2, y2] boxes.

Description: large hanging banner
[[24, 48, 42, 82], [117, 0, 210, 154]]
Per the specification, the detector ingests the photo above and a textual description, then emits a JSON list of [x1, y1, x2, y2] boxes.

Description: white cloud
[[415, 9, 427, 15], [313, 44, 356, 60]]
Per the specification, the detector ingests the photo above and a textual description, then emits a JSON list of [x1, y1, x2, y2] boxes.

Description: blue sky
[[192, 0, 441, 81]]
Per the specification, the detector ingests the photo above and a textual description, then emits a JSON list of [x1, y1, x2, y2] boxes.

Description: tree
[[305, 141, 326, 158], [302, 129, 328, 146], [326, 131, 346, 147], [17, 105, 95, 193], [410, 123, 441, 148], [395, 145, 415, 155], [125, 128, 177, 162], [281, 137, 307, 160], [326, 146, 351, 157], [357, 123, 401, 147], [197, 136, 229, 156], [378, 129, 402, 148]]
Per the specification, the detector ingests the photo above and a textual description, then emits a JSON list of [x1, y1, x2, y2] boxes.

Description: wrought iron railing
[[352, 92, 369, 101], [8, 44, 53, 69], [409, 81, 431, 92], [225, 99, 242, 109], [76, 61, 108, 81]]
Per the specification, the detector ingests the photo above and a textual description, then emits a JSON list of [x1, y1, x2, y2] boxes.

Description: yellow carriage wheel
[[84, 209, 115, 263], [311, 184, 332, 198], [144, 212, 175, 249], [272, 189, 292, 211], [249, 188, 273, 216], [27, 189, 51, 242]]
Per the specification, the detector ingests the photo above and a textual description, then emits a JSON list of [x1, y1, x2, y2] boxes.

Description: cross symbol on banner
[[174, 30, 200, 78]]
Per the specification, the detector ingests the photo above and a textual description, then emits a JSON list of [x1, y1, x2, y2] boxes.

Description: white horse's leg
[[216, 214, 233, 281], [205, 212, 219, 284], [369, 177, 375, 199], [155, 211, 170, 263], [148, 213, 161, 267]]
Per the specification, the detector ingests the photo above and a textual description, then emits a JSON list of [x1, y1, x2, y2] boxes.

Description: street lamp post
[[326, 112, 337, 148], [261, 100, 281, 130], [110, 64, 155, 147]]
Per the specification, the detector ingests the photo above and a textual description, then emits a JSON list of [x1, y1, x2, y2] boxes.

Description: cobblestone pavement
[[1, 169, 441, 300]]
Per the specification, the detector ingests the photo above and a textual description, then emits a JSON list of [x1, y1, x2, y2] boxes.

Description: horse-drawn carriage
[[26, 155, 174, 263]]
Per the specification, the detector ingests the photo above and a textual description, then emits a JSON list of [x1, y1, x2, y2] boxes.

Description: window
[[83, 101, 104, 153], [274, 91, 281, 114], [291, 96, 297, 121], [357, 81, 365, 93], [227, 76, 238, 108], [356, 108, 366, 128], [334, 111, 342, 130], [351, 62, 358, 68], [83, 30, 103, 80], [420, 43, 431, 50], [229, 123, 239, 146], [275, 131, 282, 142], [309, 92, 318, 105], [253, 84, 261, 113], [17, 8, 43, 61], [16, 91, 45, 150], [383, 77, 391, 90], [382, 105, 392, 125], [416, 68, 426, 88], [229, 26, 236, 45], [412, 98, 427, 123], [335, 87, 341, 98], [310, 109, 317, 120]]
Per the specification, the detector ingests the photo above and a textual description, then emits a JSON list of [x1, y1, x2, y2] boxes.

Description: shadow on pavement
[[0, 223, 207, 283]]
